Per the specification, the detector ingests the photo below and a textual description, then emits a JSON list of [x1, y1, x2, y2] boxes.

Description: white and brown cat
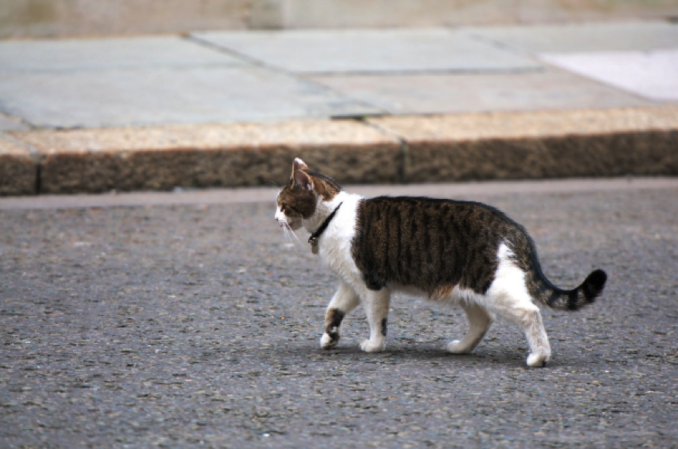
[[275, 158, 606, 367]]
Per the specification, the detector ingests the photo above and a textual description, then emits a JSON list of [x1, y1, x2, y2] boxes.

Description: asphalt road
[[1, 180, 677, 448]]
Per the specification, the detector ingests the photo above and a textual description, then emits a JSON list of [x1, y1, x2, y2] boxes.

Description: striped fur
[[275, 158, 607, 367], [352, 196, 607, 311]]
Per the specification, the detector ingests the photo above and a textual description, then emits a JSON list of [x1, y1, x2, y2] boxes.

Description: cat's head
[[275, 158, 342, 231]]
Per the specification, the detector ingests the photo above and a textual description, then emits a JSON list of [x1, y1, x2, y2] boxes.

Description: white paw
[[320, 333, 338, 350], [526, 353, 550, 367], [446, 340, 471, 354], [360, 339, 386, 353]]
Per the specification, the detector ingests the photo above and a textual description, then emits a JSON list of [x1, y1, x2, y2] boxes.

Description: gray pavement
[[0, 65, 379, 129], [1, 179, 677, 447], [309, 68, 654, 115], [464, 21, 678, 53], [190, 28, 542, 73], [0, 20, 676, 129], [541, 50, 678, 103]]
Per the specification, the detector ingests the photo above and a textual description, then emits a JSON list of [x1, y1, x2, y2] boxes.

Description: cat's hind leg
[[507, 302, 551, 367], [522, 307, 551, 367], [489, 292, 552, 367], [447, 302, 493, 354], [321, 282, 360, 350], [487, 245, 552, 367]]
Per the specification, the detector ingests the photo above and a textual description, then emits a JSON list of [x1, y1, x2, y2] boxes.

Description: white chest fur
[[309, 192, 363, 283]]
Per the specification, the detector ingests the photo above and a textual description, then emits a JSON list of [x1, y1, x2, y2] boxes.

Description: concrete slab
[[541, 50, 678, 102], [465, 21, 678, 53], [310, 67, 654, 115], [191, 28, 542, 74], [0, 111, 29, 131], [0, 134, 35, 195], [369, 106, 678, 182], [0, 36, 246, 71], [0, 66, 380, 128], [10, 120, 400, 193]]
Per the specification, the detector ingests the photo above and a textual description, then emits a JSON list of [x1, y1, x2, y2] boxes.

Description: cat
[[275, 158, 607, 367]]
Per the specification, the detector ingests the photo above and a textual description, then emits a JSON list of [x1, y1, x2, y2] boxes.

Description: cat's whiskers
[[287, 225, 302, 245], [281, 223, 292, 242], [289, 224, 302, 245], [279, 219, 301, 246]]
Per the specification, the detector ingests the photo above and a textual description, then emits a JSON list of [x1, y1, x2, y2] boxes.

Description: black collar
[[308, 202, 343, 253]]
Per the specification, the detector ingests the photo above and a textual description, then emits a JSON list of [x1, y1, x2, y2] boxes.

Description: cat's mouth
[[284, 220, 302, 231], [277, 218, 301, 231]]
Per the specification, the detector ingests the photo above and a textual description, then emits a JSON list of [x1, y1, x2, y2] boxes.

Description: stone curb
[[0, 134, 36, 196], [6, 121, 402, 195], [2, 105, 677, 196], [369, 105, 678, 183]]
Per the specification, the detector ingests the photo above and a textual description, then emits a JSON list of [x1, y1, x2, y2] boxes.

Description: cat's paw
[[320, 333, 339, 350], [360, 339, 386, 353], [526, 352, 550, 367], [447, 340, 472, 354]]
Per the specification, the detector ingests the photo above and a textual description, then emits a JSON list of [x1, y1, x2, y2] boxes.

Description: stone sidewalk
[[1, 20, 678, 195]]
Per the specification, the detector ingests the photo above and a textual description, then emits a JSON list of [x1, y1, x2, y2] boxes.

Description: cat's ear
[[294, 169, 314, 191], [293, 158, 310, 174], [292, 158, 313, 190]]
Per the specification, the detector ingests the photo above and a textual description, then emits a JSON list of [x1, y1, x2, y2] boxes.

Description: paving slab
[[541, 49, 678, 103], [310, 67, 654, 115], [0, 111, 29, 131], [0, 36, 246, 71], [369, 106, 678, 182], [0, 66, 380, 128], [191, 28, 542, 74], [0, 134, 36, 195], [465, 20, 678, 53], [9, 120, 400, 194]]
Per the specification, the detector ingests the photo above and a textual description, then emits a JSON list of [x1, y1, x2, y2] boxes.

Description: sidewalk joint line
[[359, 119, 410, 184], [0, 132, 41, 160], [184, 34, 389, 117]]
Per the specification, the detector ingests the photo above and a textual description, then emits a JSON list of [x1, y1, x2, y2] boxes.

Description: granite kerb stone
[[369, 106, 678, 183], [0, 133, 37, 195], [8, 120, 402, 194]]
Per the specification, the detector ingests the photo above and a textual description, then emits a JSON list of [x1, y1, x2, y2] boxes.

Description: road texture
[[1, 179, 677, 448]]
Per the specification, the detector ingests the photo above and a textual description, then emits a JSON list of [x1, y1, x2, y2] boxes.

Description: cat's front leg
[[359, 288, 391, 353], [320, 282, 360, 349]]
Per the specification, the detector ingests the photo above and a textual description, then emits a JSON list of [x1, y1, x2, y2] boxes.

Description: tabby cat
[[275, 158, 607, 367]]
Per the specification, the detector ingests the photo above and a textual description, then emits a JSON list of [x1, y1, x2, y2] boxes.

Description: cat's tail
[[528, 259, 607, 311]]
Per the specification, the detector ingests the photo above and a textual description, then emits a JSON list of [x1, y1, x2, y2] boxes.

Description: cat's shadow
[[270, 342, 540, 369]]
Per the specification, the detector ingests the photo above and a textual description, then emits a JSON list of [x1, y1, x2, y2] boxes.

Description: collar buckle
[[308, 202, 343, 255]]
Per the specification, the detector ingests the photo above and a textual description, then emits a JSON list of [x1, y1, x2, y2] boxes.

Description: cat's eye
[[281, 202, 300, 214]]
